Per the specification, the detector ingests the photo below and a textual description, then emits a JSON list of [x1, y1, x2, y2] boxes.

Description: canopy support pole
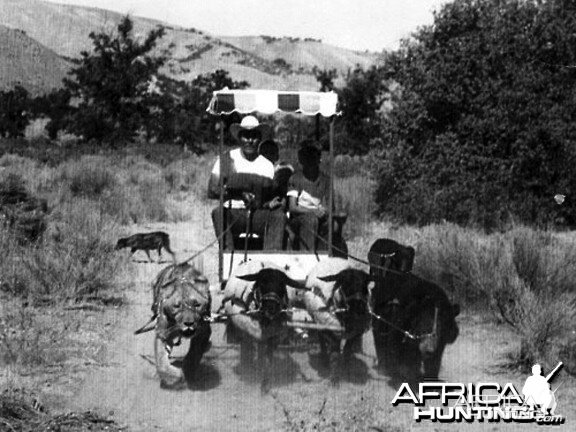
[[328, 117, 334, 257], [218, 119, 224, 285]]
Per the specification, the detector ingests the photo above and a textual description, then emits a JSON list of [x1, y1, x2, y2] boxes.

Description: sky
[[44, 0, 448, 52]]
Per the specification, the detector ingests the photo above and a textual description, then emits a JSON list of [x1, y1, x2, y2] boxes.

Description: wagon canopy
[[207, 89, 339, 117]]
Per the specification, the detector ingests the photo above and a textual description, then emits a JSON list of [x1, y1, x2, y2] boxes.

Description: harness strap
[[300, 225, 408, 277], [369, 303, 438, 341]]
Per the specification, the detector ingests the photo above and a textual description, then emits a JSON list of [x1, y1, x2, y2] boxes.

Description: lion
[[150, 262, 212, 389]]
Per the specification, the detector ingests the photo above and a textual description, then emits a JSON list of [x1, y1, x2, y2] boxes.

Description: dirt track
[[64, 221, 576, 432]]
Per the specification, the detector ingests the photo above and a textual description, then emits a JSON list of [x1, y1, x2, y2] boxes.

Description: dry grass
[[0, 387, 124, 431], [0, 302, 83, 368], [2, 140, 576, 418], [335, 175, 377, 239]]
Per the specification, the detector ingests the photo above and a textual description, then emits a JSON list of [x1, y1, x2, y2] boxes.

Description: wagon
[[207, 89, 346, 333], [207, 89, 345, 282]]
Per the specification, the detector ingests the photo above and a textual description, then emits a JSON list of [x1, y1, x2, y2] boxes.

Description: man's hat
[[230, 115, 272, 141]]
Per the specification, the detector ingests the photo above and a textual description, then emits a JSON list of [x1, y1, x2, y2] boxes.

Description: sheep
[[303, 258, 373, 385], [222, 260, 307, 393]]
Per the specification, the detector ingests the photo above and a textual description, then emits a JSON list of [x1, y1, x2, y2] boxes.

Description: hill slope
[[0, 25, 70, 95], [0, 0, 377, 92], [221, 35, 375, 73]]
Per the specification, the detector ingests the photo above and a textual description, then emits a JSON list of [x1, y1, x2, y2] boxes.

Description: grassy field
[[1, 139, 575, 430]]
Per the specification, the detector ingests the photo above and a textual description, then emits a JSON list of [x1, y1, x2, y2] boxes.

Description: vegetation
[[62, 17, 167, 143], [2, 2, 576, 424], [372, 0, 576, 229], [0, 387, 124, 431], [337, 65, 389, 155], [0, 86, 32, 138]]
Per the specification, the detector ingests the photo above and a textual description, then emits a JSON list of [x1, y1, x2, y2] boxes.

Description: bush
[[1, 199, 124, 303], [0, 86, 32, 138], [0, 173, 48, 243], [505, 227, 576, 295], [163, 155, 213, 196], [29, 200, 122, 301], [412, 223, 576, 370], [334, 175, 377, 239], [373, 0, 576, 229], [59, 157, 119, 198], [0, 302, 81, 367], [0, 225, 28, 295], [0, 387, 124, 431], [54, 155, 173, 224]]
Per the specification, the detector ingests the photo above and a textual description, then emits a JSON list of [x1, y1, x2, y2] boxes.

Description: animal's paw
[[160, 377, 187, 391]]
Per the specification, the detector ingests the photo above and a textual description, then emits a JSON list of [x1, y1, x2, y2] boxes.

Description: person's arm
[[207, 159, 221, 200], [287, 195, 325, 218]]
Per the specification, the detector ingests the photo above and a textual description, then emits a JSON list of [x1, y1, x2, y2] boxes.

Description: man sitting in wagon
[[286, 141, 330, 251], [208, 115, 286, 250], [287, 140, 347, 255]]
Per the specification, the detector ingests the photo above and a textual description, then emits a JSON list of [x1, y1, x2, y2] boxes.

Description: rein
[[302, 225, 408, 278], [369, 304, 439, 341]]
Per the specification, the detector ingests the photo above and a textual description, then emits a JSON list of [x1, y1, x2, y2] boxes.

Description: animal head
[[154, 264, 211, 342], [368, 239, 415, 278], [115, 238, 128, 250], [319, 269, 373, 329], [238, 268, 307, 322]]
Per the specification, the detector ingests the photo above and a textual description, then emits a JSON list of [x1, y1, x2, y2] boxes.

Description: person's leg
[[251, 209, 286, 250], [266, 208, 287, 250], [212, 207, 246, 250], [316, 217, 329, 251], [211, 206, 225, 246], [290, 214, 318, 251]]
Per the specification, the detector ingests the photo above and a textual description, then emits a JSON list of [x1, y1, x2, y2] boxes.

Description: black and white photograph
[[1, 0, 575, 430]]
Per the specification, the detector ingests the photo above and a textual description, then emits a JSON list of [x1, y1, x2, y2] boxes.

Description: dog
[[115, 231, 176, 263]]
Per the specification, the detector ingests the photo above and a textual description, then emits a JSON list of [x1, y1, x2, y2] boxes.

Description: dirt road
[[65, 221, 576, 431]]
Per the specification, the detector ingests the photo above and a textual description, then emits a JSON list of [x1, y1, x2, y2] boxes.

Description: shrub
[[54, 155, 173, 224], [0, 86, 32, 138], [30, 200, 122, 301], [2, 200, 124, 302], [505, 227, 576, 295], [334, 175, 376, 239], [0, 154, 38, 172], [0, 302, 81, 367], [163, 155, 213, 197], [133, 174, 168, 222], [0, 387, 124, 431], [59, 157, 119, 198], [0, 225, 28, 295], [373, 0, 576, 228], [412, 223, 576, 370]]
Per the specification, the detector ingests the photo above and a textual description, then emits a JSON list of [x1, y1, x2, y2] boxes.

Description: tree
[[337, 65, 389, 154], [63, 16, 167, 143], [374, 0, 576, 228], [313, 67, 337, 92], [0, 86, 31, 138], [146, 70, 249, 152], [187, 69, 249, 144], [34, 89, 72, 140]]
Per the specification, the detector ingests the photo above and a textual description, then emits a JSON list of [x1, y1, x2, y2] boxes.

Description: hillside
[[0, 0, 377, 93], [221, 35, 376, 73], [0, 25, 70, 95]]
